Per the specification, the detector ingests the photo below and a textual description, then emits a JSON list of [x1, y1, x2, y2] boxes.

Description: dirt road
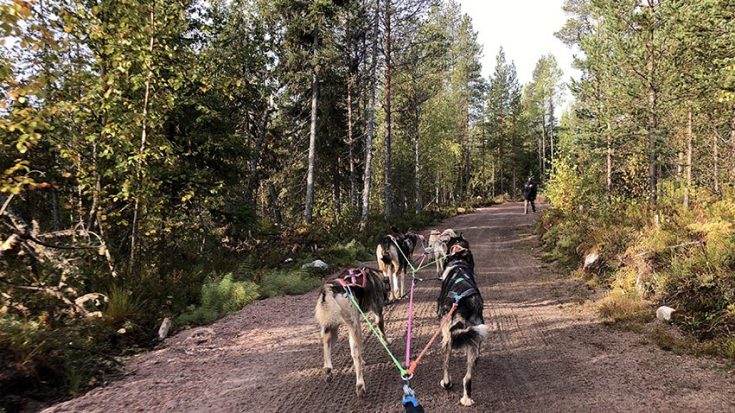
[[46, 203, 735, 412]]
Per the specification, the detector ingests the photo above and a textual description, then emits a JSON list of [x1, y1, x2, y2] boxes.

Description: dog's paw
[[356, 383, 366, 398], [460, 396, 475, 407], [323, 367, 333, 382], [440, 379, 452, 390]]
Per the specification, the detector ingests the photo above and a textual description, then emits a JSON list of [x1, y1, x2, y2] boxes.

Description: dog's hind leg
[[388, 266, 399, 301], [346, 321, 366, 397], [459, 344, 479, 406], [439, 318, 452, 390], [320, 325, 337, 382], [372, 309, 388, 342], [440, 340, 452, 390], [399, 268, 405, 298]]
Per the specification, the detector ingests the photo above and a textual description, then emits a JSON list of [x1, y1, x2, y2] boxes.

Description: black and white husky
[[314, 267, 390, 397], [376, 231, 424, 300], [437, 235, 488, 406]]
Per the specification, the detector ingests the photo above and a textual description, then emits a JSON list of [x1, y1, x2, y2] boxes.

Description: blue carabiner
[[402, 384, 424, 413]]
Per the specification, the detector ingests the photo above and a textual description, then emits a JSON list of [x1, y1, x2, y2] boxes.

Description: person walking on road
[[523, 177, 538, 214]]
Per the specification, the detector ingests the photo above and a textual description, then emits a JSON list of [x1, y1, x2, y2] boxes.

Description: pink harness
[[334, 268, 369, 289]]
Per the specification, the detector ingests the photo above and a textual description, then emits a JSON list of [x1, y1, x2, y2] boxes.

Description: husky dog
[[440, 228, 458, 240], [437, 235, 488, 406], [428, 228, 458, 275], [314, 267, 390, 397], [428, 230, 445, 274], [376, 231, 425, 300]]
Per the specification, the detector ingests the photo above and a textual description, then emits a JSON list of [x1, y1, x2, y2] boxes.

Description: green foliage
[[176, 274, 260, 327], [0, 0, 515, 404], [543, 182, 735, 345], [259, 269, 322, 298], [0, 316, 118, 405], [550, 0, 735, 355], [103, 287, 141, 329], [321, 240, 372, 267]]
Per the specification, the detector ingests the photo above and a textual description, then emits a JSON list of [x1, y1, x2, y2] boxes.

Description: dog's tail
[[450, 324, 490, 349], [315, 284, 341, 327]]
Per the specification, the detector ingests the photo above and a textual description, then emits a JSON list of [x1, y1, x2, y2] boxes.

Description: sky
[[457, 0, 580, 106]]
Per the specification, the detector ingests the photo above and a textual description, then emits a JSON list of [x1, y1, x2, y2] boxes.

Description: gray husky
[[314, 267, 390, 397]]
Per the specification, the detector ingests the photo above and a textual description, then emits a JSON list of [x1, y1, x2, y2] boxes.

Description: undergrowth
[[176, 274, 260, 326], [540, 160, 735, 360], [1, 203, 474, 408]]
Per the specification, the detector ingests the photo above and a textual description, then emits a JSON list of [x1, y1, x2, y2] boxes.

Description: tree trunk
[[491, 160, 496, 198], [548, 98, 555, 169], [267, 182, 282, 224], [684, 107, 693, 208], [462, 108, 471, 199], [541, 126, 547, 175], [333, 154, 342, 217], [645, 1, 658, 203], [347, 78, 357, 209], [304, 68, 319, 223], [383, 0, 393, 220], [414, 110, 421, 214], [537, 135, 543, 177], [606, 121, 613, 192], [129, 5, 155, 276], [360, 0, 379, 229]]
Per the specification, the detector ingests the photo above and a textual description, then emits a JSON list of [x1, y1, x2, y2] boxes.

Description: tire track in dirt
[[45, 202, 735, 412]]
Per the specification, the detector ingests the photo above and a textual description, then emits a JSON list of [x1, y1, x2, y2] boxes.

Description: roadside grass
[[259, 269, 322, 298], [176, 274, 260, 326], [540, 166, 735, 363], [597, 291, 652, 325]]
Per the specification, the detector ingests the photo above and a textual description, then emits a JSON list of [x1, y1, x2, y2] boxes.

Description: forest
[[0, 0, 561, 404], [2, 0, 735, 408], [543, 0, 735, 354]]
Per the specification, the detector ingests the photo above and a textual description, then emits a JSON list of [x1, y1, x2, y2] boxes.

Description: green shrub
[[104, 287, 141, 327], [259, 269, 322, 298], [543, 174, 735, 348], [176, 274, 259, 327], [0, 315, 118, 406], [321, 239, 372, 267]]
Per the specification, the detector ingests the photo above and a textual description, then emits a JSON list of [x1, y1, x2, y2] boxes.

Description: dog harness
[[449, 243, 466, 255], [446, 273, 478, 302], [438, 265, 478, 315], [334, 267, 369, 289]]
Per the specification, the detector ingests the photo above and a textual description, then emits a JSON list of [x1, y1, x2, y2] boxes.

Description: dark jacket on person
[[523, 181, 538, 201]]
